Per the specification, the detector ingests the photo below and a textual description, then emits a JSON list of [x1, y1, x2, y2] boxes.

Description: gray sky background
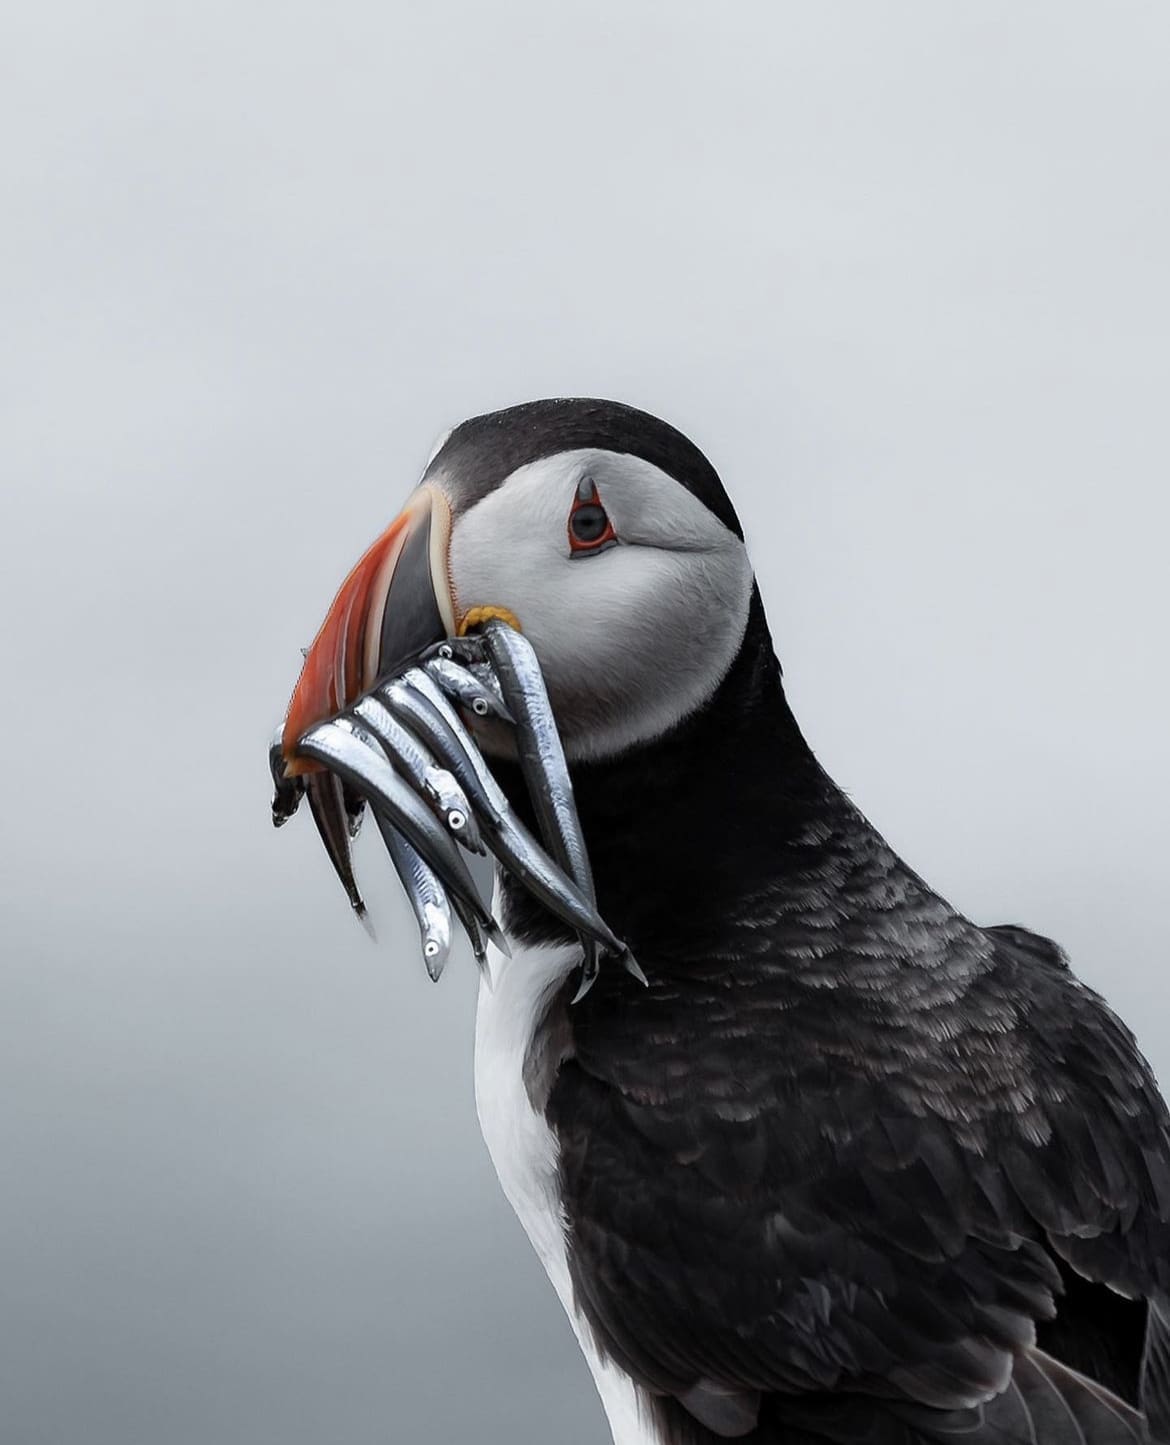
[[2, 4, 1167, 1442]]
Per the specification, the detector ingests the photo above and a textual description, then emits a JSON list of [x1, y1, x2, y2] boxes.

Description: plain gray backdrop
[[2, 3, 1167, 1442]]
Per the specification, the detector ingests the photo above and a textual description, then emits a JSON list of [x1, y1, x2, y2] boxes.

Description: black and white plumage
[[283, 399, 1170, 1444]]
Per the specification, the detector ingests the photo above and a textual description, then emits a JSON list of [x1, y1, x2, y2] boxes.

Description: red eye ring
[[568, 480, 618, 556]]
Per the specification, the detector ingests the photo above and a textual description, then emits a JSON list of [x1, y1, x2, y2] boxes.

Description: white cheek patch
[[446, 450, 753, 760]]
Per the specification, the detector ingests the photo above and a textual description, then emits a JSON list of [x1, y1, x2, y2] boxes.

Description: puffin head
[[283, 399, 755, 767]]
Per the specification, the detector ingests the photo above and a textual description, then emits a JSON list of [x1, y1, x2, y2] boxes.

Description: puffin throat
[[492, 588, 834, 957]]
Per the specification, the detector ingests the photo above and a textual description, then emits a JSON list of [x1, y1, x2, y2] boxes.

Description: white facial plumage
[[443, 448, 754, 762]]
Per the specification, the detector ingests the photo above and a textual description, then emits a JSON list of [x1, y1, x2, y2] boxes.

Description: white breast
[[473, 935, 655, 1445]]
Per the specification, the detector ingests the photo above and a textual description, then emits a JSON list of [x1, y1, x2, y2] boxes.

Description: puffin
[[280, 398, 1170, 1444]]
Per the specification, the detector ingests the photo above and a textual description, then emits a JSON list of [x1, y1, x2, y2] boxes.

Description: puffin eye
[[571, 505, 609, 543], [568, 480, 618, 556]]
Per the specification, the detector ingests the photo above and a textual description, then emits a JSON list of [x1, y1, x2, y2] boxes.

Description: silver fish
[[480, 620, 594, 897], [341, 783, 366, 840], [424, 656, 514, 723], [352, 695, 485, 854], [294, 720, 495, 937], [303, 768, 373, 936], [451, 893, 492, 973], [379, 675, 506, 825], [423, 765, 482, 852], [425, 635, 487, 666], [373, 813, 452, 981], [424, 639, 511, 711], [269, 725, 303, 828], [390, 669, 628, 959], [481, 620, 644, 995]]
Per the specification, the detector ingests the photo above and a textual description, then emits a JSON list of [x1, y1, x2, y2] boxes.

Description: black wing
[[547, 916, 1170, 1443]]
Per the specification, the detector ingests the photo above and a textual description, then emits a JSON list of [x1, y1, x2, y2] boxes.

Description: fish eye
[[568, 481, 617, 555]]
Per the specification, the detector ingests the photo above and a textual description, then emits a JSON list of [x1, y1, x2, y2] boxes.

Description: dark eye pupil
[[571, 504, 609, 543]]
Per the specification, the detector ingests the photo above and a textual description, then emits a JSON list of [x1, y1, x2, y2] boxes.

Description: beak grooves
[[283, 488, 453, 776]]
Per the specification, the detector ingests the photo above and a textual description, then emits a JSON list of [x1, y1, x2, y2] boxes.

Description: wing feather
[[549, 914, 1170, 1439]]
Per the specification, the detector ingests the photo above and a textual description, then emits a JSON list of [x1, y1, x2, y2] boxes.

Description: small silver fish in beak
[[478, 620, 601, 997], [303, 769, 373, 937], [386, 668, 629, 961], [423, 654, 515, 723], [373, 815, 453, 981], [351, 695, 485, 854], [271, 473, 636, 989], [269, 724, 303, 827], [294, 719, 500, 943]]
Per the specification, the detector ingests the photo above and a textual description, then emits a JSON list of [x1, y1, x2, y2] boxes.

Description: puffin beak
[[281, 485, 456, 776]]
